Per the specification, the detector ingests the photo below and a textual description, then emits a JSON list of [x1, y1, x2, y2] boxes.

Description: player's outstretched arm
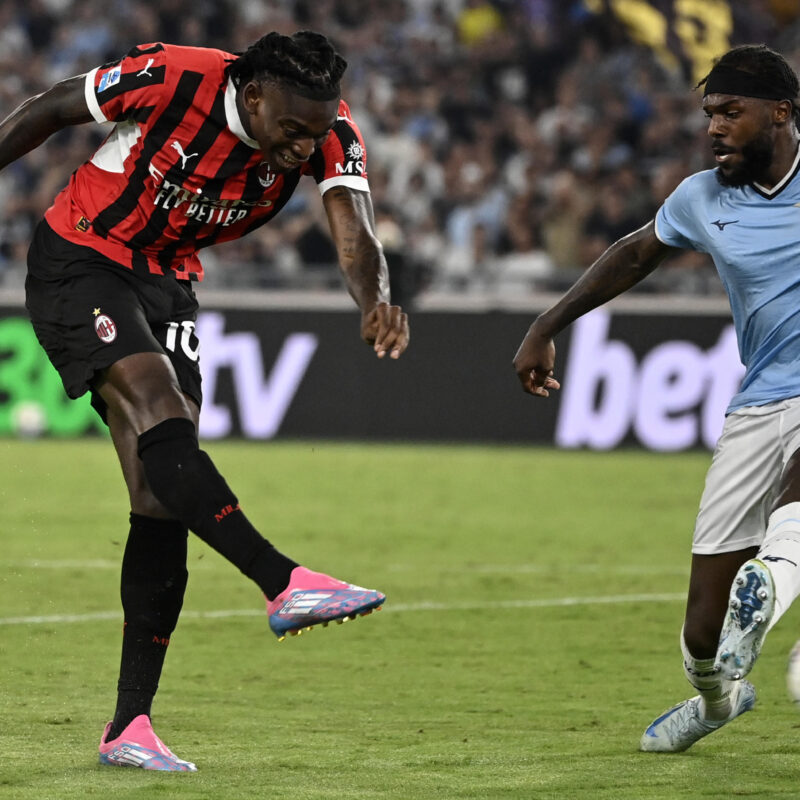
[[0, 75, 92, 172], [513, 220, 675, 396], [323, 185, 409, 359]]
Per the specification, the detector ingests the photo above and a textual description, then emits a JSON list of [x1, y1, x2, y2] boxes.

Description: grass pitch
[[3, 439, 800, 799]]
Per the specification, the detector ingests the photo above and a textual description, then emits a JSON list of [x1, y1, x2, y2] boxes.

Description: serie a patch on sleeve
[[98, 66, 122, 93]]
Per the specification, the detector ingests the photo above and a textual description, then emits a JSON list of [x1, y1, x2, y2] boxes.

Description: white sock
[[758, 502, 800, 629], [681, 628, 732, 720]]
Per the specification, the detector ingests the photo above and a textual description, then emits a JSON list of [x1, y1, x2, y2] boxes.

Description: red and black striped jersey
[[44, 42, 370, 281]]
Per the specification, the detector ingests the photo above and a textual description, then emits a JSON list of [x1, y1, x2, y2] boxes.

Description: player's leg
[[684, 552, 757, 658], [24, 240, 201, 769], [681, 552, 756, 715], [640, 407, 781, 752], [95, 351, 300, 593], [98, 396, 197, 770], [640, 553, 758, 752], [717, 398, 800, 679], [96, 350, 385, 639], [97, 361, 375, 770], [103, 397, 198, 742], [759, 452, 800, 623]]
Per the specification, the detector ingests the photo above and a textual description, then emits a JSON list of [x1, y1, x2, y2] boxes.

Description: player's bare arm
[[513, 220, 675, 396], [323, 184, 409, 359], [0, 75, 92, 171]]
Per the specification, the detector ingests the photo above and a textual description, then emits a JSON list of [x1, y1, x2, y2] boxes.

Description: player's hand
[[513, 327, 561, 397], [361, 302, 409, 359]]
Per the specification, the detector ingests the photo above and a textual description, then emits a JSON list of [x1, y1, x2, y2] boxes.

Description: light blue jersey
[[655, 146, 800, 413]]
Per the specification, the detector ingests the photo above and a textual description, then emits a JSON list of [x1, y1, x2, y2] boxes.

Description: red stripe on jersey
[[44, 44, 370, 281]]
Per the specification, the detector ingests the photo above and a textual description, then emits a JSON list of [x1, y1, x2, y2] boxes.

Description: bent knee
[[129, 486, 175, 519]]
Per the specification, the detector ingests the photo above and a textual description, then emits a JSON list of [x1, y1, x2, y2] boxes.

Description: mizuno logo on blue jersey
[[711, 219, 739, 230]]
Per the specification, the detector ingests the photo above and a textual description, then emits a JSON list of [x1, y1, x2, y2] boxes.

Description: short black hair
[[696, 44, 799, 109], [225, 30, 346, 101]]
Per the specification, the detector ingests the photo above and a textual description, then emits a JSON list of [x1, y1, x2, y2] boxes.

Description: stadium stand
[[2, 0, 799, 306]]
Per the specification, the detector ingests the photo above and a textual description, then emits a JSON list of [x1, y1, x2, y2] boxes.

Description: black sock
[[108, 687, 155, 741], [109, 514, 188, 740], [136, 418, 298, 599]]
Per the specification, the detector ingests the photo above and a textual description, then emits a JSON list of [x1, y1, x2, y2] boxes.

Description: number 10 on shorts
[[164, 321, 200, 361]]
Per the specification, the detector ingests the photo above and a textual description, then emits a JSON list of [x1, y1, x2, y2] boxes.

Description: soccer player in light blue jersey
[[513, 44, 800, 752]]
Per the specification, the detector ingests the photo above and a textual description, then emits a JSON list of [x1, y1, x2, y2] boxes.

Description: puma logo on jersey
[[711, 219, 739, 230], [171, 140, 199, 170], [137, 58, 155, 77]]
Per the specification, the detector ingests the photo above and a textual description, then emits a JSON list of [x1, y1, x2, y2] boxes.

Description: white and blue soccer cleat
[[716, 559, 775, 681], [639, 680, 756, 752]]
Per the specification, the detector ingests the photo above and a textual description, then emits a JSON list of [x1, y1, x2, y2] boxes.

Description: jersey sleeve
[[305, 101, 369, 195], [83, 43, 168, 125], [654, 174, 706, 252]]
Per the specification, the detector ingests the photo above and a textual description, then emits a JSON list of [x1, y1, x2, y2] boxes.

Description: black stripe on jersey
[[128, 105, 157, 124], [127, 43, 166, 58], [239, 173, 302, 238], [128, 89, 228, 252], [101, 67, 167, 116], [240, 155, 272, 204], [131, 250, 150, 275], [157, 140, 258, 269], [308, 121, 359, 184], [93, 70, 205, 241], [307, 144, 329, 184]]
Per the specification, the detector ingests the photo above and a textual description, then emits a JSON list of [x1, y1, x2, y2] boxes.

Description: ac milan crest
[[94, 313, 117, 343], [257, 161, 277, 188]]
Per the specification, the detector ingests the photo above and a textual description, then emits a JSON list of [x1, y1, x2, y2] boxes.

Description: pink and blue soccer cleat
[[267, 566, 386, 641], [99, 714, 197, 771]]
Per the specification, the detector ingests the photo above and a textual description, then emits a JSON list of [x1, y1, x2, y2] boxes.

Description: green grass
[[2, 439, 800, 799]]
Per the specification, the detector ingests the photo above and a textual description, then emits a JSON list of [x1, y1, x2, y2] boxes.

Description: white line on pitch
[[388, 563, 689, 576], [2, 559, 687, 576], [0, 559, 215, 570], [0, 592, 685, 626]]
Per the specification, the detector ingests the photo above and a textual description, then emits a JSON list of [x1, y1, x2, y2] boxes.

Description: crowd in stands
[[2, 0, 800, 305]]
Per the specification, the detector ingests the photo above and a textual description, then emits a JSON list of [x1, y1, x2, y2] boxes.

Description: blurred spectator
[[457, 0, 505, 48], [1, 0, 799, 300], [540, 168, 593, 275]]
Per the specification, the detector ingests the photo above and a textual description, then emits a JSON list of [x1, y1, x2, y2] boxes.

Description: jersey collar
[[224, 78, 259, 149], [752, 141, 800, 198]]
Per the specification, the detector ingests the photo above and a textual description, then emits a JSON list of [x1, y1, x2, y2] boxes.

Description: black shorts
[[25, 220, 202, 423]]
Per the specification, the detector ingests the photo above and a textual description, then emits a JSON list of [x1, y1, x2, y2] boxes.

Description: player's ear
[[774, 99, 793, 125], [241, 81, 263, 115]]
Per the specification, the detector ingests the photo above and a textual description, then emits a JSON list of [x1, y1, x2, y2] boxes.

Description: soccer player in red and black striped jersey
[[0, 31, 409, 771]]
